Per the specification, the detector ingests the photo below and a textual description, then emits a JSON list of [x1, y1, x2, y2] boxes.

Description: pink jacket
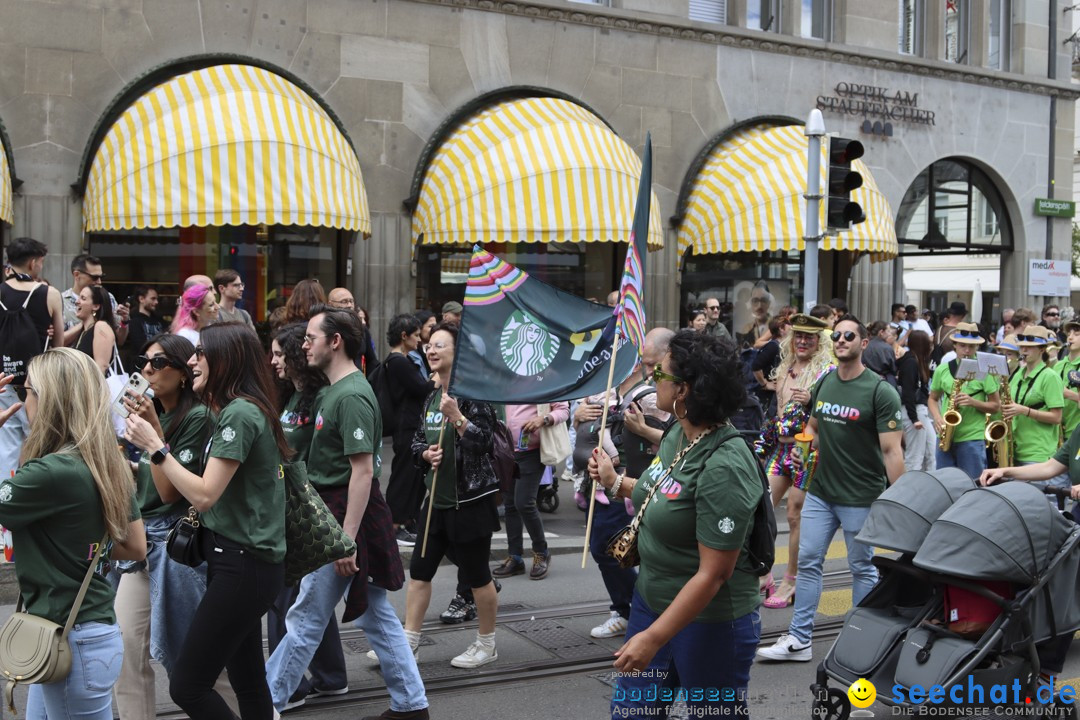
[[505, 403, 570, 452]]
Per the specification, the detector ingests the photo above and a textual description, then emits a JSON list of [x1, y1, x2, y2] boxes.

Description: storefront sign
[[816, 82, 936, 128], [1034, 198, 1076, 218], [1028, 259, 1071, 298]]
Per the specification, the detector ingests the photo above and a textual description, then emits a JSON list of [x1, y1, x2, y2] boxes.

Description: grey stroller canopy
[[856, 468, 974, 554], [914, 482, 1076, 584]]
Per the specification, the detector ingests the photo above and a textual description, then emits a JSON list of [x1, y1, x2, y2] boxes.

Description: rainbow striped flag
[[614, 135, 651, 354], [465, 248, 527, 306]]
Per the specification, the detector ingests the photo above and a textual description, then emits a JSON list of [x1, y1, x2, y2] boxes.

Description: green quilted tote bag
[[281, 461, 357, 586]]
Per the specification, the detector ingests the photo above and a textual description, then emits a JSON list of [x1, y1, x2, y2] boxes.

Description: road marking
[[774, 539, 888, 568]]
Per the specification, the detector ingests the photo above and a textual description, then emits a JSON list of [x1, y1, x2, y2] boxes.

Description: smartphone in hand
[[112, 372, 151, 419]]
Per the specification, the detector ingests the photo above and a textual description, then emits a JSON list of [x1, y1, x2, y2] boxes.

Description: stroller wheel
[[810, 688, 850, 720], [538, 491, 560, 513]]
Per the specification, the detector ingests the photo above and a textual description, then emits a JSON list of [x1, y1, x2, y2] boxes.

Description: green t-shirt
[[423, 392, 457, 510], [203, 398, 285, 563], [307, 371, 382, 489], [631, 425, 762, 623], [1009, 362, 1065, 463], [1056, 355, 1080, 435], [280, 388, 325, 464], [930, 362, 1002, 443], [0, 454, 135, 625], [809, 369, 902, 506], [1052, 424, 1080, 482], [136, 404, 211, 519]]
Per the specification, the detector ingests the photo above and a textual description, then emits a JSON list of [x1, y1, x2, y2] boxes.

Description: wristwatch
[[453, 417, 466, 429], [150, 444, 171, 465], [543, 415, 554, 426]]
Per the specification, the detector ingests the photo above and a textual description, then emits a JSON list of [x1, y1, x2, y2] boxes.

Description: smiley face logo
[[847, 678, 876, 709]]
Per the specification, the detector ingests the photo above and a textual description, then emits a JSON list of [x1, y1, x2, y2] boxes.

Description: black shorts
[[409, 493, 499, 588]]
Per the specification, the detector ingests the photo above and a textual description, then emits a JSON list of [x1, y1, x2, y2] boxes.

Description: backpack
[[490, 419, 518, 492], [0, 283, 46, 386], [717, 431, 777, 578], [366, 359, 396, 437]]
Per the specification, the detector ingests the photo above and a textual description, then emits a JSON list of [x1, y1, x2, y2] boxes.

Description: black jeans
[[505, 448, 548, 557], [386, 428, 425, 527], [170, 531, 284, 720]]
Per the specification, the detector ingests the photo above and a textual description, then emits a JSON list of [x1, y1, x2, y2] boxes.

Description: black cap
[[945, 301, 967, 319]]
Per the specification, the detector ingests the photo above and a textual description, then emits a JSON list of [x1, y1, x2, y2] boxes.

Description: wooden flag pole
[[582, 328, 623, 569], [421, 390, 447, 559]]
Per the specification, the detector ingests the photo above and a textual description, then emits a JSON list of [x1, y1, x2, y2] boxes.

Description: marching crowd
[[2, 231, 1079, 720]]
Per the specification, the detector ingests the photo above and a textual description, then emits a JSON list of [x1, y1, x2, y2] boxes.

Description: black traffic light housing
[[826, 137, 866, 232]]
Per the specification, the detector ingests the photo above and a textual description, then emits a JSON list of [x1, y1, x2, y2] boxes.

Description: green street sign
[[1035, 198, 1075, 217]]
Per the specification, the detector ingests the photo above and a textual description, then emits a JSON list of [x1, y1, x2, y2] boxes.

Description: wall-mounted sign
[[816, 83, 936, 133], [1034, 198, 1076, 218], [1029, 259, 1071, 298]]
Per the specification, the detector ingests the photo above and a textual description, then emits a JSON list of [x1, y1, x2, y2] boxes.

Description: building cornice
[[409, 0, 1080, 101]]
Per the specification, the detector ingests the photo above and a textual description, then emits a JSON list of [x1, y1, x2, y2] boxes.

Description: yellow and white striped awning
[[678, 124, 897, 260], [0, 134, 11, 225], [83, 64, 370, 233], [412, 96, 663, 249]]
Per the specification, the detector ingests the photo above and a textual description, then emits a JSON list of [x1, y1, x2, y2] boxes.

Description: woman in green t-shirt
[[0, 348, 146, 719], [114, 333, 238, 719], [270, 322, 328, 463], [1007, 326, 1065, 474], [126, 323, 290, 720], [405, 322, 501, 669], [589, 330, 762, 719]]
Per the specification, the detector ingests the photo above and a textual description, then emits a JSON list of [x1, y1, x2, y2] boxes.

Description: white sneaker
[[366, 643, 420, 666], [450, 640, 498, 668], [591, 612, 629, 639], [755, 633, 812, 662]]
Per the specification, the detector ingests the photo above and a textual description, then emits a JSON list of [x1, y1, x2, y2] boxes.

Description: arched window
[[895, 159, 1012, 254]]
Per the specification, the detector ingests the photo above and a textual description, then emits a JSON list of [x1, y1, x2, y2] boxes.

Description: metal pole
[[1044, 0, 1057, 307], [804, 109, 826, 311]]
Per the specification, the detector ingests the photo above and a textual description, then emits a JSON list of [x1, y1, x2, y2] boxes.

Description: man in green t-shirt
[[265, 308, 430, 720], [1056, 321, 1080, 437], [928, 322, 1001, 479], [758, 316, 904, 664]]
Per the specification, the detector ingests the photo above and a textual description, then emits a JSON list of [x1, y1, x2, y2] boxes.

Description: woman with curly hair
[[589, 330, 764, 719], [754, 314, 835, 609]]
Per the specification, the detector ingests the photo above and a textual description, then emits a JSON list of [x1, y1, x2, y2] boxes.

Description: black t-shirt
[[127, 311, 165, 352], [751, 339, 781, 378], [0, 282, 51, 349]]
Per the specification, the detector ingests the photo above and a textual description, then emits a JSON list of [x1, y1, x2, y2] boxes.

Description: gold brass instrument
[[939, 374, 964, 452], [984, 370, 1013, 467]]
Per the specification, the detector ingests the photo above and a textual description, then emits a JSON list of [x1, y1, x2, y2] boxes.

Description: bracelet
[[1027, 407, 1032, 417], [608, 474, 623, 500]]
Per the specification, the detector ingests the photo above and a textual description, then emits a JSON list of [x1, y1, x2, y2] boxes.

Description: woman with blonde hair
[[0, 348, 146, 719], [754, 313, 835, 609], [171, 284, 218, 345]]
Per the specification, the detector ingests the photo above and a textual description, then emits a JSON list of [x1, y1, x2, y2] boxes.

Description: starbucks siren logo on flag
[[500, 310, 560, 376]]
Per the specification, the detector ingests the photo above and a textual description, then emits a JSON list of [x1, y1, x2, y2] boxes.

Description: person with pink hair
[[171, 284, 218, 345]]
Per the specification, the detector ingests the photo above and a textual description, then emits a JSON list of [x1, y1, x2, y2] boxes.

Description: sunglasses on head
[[831, 330, 857, 342], [136, 355, 180, 371], [1016, 334, 1046, 343], [953, 331, 981, 340]]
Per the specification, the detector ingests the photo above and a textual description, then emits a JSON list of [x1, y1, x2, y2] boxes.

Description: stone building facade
[[0, 0, 1076, 335]]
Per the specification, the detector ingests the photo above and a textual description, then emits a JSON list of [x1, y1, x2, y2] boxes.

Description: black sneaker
[[283, 687, 308, 712], [395, 527, 417, 547], [439, 593, 478, 624]]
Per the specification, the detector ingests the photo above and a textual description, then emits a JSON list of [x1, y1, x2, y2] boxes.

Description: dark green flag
[[448, 247, 637, 403]]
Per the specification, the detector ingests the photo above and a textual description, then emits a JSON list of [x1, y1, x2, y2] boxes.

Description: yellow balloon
[[847, 678, 877, 709]]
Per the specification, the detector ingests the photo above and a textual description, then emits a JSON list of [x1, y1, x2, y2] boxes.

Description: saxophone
[[939, 373, 964, 452], [984, 371, 1013, 468]]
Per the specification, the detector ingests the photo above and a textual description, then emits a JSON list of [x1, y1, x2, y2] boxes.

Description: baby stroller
[[537, 465, 559, 513], [811, 468, 1080, 719]]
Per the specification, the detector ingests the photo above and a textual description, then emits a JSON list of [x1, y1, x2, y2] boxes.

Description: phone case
[[113, 373, 151, 419]]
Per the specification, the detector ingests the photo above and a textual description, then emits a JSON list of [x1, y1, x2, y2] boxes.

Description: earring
[[674, 397, 688, 421]]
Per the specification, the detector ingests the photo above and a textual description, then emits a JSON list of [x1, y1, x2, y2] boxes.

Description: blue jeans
[[265, 563, 427, 713], [145, 513, 209, 672], [588, 497, 637, 619], [935, 438, 986, 480], [789, 493, 877, 645], [26, 622, 123, 720], [611, 589, 760, 719]]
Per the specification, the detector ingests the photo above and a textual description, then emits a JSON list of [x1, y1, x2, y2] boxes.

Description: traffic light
[[826, 137, 866, 232]]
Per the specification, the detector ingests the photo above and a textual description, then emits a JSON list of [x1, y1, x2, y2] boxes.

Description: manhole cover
[[505, 618, 602, 659], [344, 635, 436, 654]]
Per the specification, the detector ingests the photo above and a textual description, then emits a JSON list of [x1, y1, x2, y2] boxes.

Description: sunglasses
[[80, 271, 105, 281], [953, 331, 982, 340], [136, 355, 180, 371], [1016, 334, 1046, 343], [1046, 312, 1060, 317], [194, 346, 205, 358], [831, 331, 858, 342], [652, 366, 684, 384]]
